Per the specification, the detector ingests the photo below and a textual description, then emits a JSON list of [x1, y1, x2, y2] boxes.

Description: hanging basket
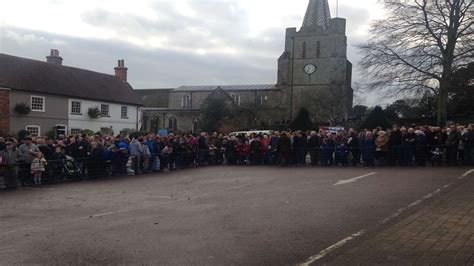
[[14, 102, 31, 115], [88, 107, 101, 119]]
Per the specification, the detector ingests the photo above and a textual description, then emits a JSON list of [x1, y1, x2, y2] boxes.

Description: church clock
[[304, 64, 317, 75]]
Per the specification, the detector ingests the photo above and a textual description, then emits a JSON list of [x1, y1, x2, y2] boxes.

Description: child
[[335, 143, 349, 166], [31, 152, 47, 185], [209, 144, 217, 165]]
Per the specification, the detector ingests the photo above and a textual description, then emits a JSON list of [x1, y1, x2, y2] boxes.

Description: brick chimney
[[46, 49, 63, 65], [114, 59, 128, 82]]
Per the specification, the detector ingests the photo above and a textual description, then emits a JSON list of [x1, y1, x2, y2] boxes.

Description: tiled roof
[[174, 84, 278, 92], [0, 53, 143, 106]]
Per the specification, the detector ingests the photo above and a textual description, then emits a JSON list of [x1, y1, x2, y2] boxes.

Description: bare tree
[[358, 0, 473, 125], [304, 86, 347, 125]]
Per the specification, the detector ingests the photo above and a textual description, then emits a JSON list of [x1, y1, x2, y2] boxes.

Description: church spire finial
[[302, 0, 331, 29]]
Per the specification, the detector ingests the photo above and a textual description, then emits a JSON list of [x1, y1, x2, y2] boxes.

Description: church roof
[[302, 0, 331, 30], [173, 84, 278, 92], [0, 53, 143, 106]]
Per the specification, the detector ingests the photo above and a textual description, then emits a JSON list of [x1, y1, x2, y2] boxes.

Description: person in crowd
[[4, 123, 474, 190], [225, 136, 238, 165], [403, 128, 416, 166], [87, 142, 105, 177], [414, 130, 427, 166], [141, 138, 151, 172], [18, 137, 40, 185], [463, 125, 474, 165], [446, 124, 461, 166], [347, 128, 360, 167], [296, 131, 308, 165], [197, 132, 209, 166], [145, 136, 158, 172], [209, 143, 217, 165], [0, 140, 20, 189], [362, 131, 375, 167], [375, 131, 390, 166], [307, 131, 320, 166], [277, 132, 291, 166], [0, 137, 6, 152], [31, 152, 47, 185], [261, 134, 272, 165], [161, 143, 173, 171], [129, 137, 143, 174], [335, 139, 349, 166], [269, 132, 280, 164], [458, 126, 467, 163], [249, 134, 262, 165], [36, 138, 52, 160], [389, 125, 403, 166]]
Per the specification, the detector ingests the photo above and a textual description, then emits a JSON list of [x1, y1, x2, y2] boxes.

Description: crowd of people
[[0, 123, 473, 189]]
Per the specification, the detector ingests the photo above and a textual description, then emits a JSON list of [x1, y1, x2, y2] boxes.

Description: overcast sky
[[0, 0, 386, 105]]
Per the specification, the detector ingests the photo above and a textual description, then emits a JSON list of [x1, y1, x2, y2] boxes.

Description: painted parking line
[[300, 230, 365, 266], [334, 172, 377, 186], [458, 169, 474, 179], [302, 168, 474, 265]]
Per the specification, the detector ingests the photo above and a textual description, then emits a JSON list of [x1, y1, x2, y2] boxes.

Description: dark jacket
[[277, 135, 291, 153], [307, 135, 320, 151]]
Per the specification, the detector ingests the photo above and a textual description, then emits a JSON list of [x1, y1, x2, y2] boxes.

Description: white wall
[[68, 98, 139, 134]]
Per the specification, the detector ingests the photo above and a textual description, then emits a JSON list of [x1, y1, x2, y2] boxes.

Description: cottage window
[[71, 101, 81, 114], [100, 104, 110, 117], [31, 96, 45, 112], [26, 125, 40, 137], [121, 106, 128, 119]]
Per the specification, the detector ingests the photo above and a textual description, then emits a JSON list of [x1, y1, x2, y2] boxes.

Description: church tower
[[278, 0, 353, 122]]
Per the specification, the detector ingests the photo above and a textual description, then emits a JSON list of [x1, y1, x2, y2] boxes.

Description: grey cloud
[[1, 2, 380, 105], [0, 27, 277, 89]]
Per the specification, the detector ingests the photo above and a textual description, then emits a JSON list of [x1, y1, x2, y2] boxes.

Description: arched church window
[[302, 42, 306, 58], [259, 95, 268, 107], [168, 117, 177, 132], [181, 94, 191, 108], [316, 41, 321, 58], [231, 94, 241, 106]]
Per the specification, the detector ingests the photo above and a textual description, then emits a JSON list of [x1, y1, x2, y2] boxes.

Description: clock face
[[304, 64, 317, 74]]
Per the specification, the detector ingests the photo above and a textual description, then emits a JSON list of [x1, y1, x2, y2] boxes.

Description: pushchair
[[63, 155, 82, 179], [430, 148, 444, 166]]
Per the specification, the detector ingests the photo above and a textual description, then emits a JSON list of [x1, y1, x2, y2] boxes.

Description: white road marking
[[302, 169, 474, 264], [300, 230, 365, 266], [458, 169, 474, 179], [334, 172, 377, 186]]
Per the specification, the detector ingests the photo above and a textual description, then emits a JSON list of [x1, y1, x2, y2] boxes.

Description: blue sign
[[158, 129, 168, 137]]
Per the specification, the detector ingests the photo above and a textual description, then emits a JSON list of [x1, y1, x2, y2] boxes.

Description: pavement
[[322, 169, 474, 265], [0, 166, 473, 265]]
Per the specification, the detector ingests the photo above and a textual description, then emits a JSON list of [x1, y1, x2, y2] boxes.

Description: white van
[[229, 130, 271, 136]]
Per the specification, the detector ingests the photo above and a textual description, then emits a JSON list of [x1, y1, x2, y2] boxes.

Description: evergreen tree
[[290, 108, 315, 131], [360, 106, 391, 130], [201, 97, 234, 132]]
